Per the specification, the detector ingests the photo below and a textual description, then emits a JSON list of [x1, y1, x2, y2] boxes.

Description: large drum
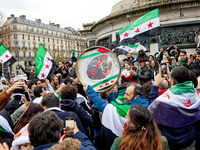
[[76, 46, 121, 92]]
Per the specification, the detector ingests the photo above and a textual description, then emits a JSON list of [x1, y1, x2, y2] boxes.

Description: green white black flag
[[35, 44, 57, 79], [119, 8, 160, 45], [0, 45, 16, 66]]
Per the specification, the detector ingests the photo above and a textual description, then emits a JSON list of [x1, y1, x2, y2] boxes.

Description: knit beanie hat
[[12, 124, 30, 150]]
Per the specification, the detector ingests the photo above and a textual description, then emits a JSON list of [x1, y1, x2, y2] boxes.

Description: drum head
[[76, 46, 120, 92]]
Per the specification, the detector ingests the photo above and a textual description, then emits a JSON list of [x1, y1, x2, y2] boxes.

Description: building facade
[[80, 0, 200, 57], [0, 14, 87, 76]]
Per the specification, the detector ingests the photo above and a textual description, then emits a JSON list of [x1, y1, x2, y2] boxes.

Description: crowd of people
[[0, 44, 200, 150]]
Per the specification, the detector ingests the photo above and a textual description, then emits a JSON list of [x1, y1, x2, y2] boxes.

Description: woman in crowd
[[121, 62, 131, 77], [150, 60, 159, 80], [111, 105, 169, 150]]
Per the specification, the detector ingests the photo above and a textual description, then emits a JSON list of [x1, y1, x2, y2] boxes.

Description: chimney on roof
[[51, 22, 55, 26], [55, 24, 60, 27], [7, 17, 11, 20], [19, 15, 26, 19], [35, 19, 41, 23], [10, 14, 15, 18]]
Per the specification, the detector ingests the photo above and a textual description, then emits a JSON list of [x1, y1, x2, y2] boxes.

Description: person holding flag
[[148, 66, 200, 149], [71, 50, 78, 63]]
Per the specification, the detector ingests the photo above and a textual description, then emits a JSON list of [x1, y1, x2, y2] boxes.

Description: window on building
[[42, 30, 43, 34], [66, 47, 67, 52], [29, 52, 31, 58], [22, 43, 25, 48], [56, 33, 57, 36], [34, 52, 36, 57], [14, 42, 18, 49], [57, 39, 59, 44], [71, 41, 72, 45], [27, 27, 29, 31], [43, 37, 45, 42], [22, 34, 24, 39], [13, 25, 17, 30], [52, 32, 53, 35], [61, 40, 63, 44], [46, 31, 48, 35], [69, 47, 70, 51], [48, 38, 50, 42], [33, 44, 36, 50], [15, 52, 19, 58], [52, 38, 54, 43], [23, 52, 26, 58], [60, 34, 62, 37], [65, 41, 67, 44], [28, 43, 31, 49], [37, 29, 39, 33], [38, 36, 40, 41], [53, 45, 55, 51], [32, 28, 34, 32], [14, 34, 17, 39], [57, 46, 59, 50], [33, 36, 35, 41], [61, 46, 63, 51], [28, 35, 30, 40], [48, 45, 50, 50]]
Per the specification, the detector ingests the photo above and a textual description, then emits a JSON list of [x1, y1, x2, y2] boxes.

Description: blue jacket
[[148, 85, 159, 105], [33, 142, 57, 150], [86, 86, 149, 113], [74, 131, 97, 150], [60, 99, 93, 128]]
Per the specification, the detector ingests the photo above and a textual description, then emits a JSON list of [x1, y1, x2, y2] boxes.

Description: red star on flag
[[105, 83, 109, 86], [128, 49, 131, 52], [163, 93, 170, 100], [99, 85, 103, 88], [111, 80, 114, 83], [46, 57, 51, 61], [123, 32, 129, 38], [183, 99, 194, 107], [135, 28, 140, 33], [5, 55, 9, 58], [147, 21, 153, 29], [122, 46, 125, 49], [45, 64, 50, 69], [41, 73, 46, 78], [0, 60, 3, 62]]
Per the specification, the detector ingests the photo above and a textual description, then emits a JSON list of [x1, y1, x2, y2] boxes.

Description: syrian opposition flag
[[101, 101, 130, 149], [148, 81, 200, 128], [35, 44, 57, 79], [114, 43, 147, 55], [119, 8, 160, 45], [0, 45, 16, 66]]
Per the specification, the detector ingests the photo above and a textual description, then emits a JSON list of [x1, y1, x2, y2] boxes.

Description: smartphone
[[24, 91, 31, 102], [65, 117, 75, 137], [160, 63, 167, 75]]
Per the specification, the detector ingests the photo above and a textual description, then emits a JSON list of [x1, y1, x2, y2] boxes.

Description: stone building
[[81, 0, 200, 57], [0, 14, 87, 76]]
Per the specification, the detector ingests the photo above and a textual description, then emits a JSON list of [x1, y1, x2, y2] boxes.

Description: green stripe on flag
[[169, 81, 196, 95], [111, 101, 130, 118], [124, 45, 139, 49], [35, 44, 47, 76], [79, 52, 101, 60], [0, 45, 8, 56], [91, 74, 119, 88], [119, 8, 159, 35], [0, 125, 8, 133]]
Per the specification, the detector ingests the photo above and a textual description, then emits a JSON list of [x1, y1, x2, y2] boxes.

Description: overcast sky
[[0, 0, 121, 30]]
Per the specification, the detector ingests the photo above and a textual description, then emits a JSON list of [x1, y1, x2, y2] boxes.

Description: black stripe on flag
[[119, 26, 160, 46], [4, 56, 16, 66], [114, 48, 129, 55]]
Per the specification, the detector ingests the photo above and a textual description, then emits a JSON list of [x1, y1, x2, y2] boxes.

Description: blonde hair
[[49, 139, 81, 150]]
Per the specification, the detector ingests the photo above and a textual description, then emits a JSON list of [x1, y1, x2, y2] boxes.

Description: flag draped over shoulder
[[114, 43, 147, 55], [119, 8, 160, 45], [101, 101, 130, 149], [35, 44, 57, 79], [0, 45, 16, 66], [148, 81, 200, 128]]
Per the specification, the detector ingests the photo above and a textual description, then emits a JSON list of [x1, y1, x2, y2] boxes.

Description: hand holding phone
[[65, 117, 75, 137], [24, 91, 31, 102]]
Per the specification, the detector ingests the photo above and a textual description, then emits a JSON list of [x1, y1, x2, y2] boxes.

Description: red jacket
[[121, 75, 137, 83]]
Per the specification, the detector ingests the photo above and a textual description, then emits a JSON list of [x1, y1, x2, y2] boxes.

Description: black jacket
[[48, 108, 85, 134], [136, 64, 151, 85], [60, 99, 93, 129]]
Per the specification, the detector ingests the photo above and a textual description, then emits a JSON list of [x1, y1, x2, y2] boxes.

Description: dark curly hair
[[60, 84, 78, 100]]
